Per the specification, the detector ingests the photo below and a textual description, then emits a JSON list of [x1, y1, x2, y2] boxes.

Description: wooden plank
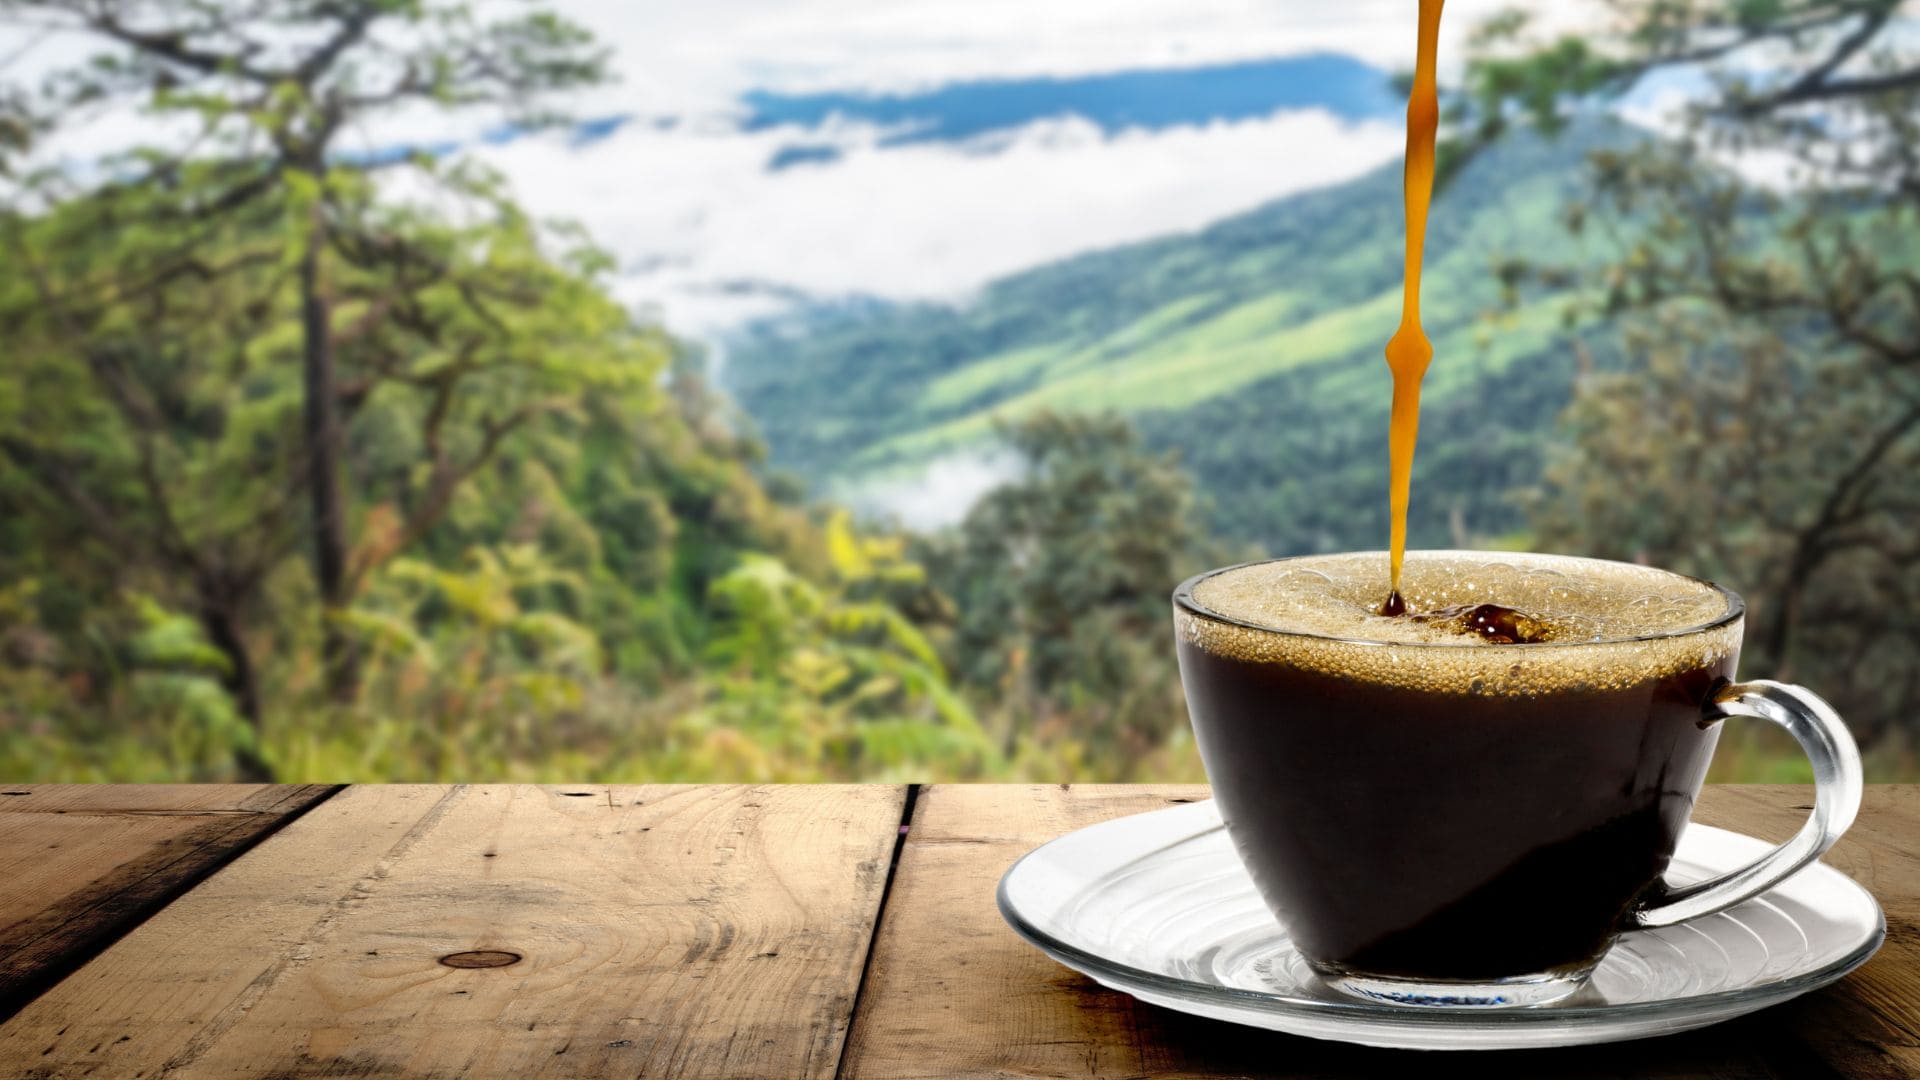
[[843, 784, 1919, 1080], [0, 784, 336, 1017], [0, 784, 905, 1079]]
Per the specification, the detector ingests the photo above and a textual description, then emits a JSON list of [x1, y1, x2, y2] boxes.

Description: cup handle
[[1631, 680, 1864, 929]]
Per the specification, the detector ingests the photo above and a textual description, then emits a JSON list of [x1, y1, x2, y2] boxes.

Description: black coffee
[[1174, 552, 1740, 982]]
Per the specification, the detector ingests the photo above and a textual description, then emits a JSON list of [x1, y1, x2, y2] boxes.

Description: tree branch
[[343, 398, 550, 595], [296, 4, 377, 86], [1744, 66, 1920, 112], [1762, 396, 1920, 663], [1743, 4, 1892, 110], [84, 10, 283, 84]]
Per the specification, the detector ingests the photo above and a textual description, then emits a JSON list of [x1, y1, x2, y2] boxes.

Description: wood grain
[[841, 784, 1919, 1080], [0, 784, 336, 1017], [0, 784, 906, 1079]]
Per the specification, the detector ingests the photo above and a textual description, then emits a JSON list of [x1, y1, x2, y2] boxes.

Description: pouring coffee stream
[[1371, 1, 1546, 644], [1381, 0, 1444, 618]]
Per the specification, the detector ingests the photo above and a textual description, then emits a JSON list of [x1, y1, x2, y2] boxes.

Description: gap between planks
[[835, 782, 922, 1080], [0, 784, 345, 1024]]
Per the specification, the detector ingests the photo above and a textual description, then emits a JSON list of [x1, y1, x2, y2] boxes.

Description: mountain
[[741, 54, 1400, 149], [723, 119, 1646, 553]]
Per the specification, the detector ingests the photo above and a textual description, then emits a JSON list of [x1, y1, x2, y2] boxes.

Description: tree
[[0, 0, 612, 773], [920, 412, 1224, 777], [1459, 2, 1919, 742], [2, 0, 607, 704]]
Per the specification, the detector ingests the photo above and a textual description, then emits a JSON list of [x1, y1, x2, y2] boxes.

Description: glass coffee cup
[[1172, 551, 1862, 1007]]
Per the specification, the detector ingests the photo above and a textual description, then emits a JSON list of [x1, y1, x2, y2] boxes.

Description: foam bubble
[[1176, 551, 1742, 696]]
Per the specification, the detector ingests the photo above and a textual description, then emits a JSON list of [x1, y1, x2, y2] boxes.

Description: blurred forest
[[0, 0, 1914, 782]]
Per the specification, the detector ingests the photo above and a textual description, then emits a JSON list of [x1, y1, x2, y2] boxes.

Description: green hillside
[[726, 121, 1643, 553]]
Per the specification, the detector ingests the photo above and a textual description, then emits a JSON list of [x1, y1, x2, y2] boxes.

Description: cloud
[[831, 449, 1025, 530], [543, 0, 1601, 112], [473, 107, 1402, 336]]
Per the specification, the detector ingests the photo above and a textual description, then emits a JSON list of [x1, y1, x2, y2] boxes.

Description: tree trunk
[[199, 601, 274, 783], [1760, 562, 1805, 683], [300, 205, 358, 702], [1760, 400, 1920, 684]]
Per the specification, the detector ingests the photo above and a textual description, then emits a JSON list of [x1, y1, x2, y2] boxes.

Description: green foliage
[[0, 584, 259, 780], [695, 540, 995, 781], [4, 0, 1914, 784]]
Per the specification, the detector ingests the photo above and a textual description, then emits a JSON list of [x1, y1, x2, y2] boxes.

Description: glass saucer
[[998, 800, 1884, 1051]]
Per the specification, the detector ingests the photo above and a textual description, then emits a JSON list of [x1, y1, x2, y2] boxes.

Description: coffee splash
[[1412, 603, 1555, 644]]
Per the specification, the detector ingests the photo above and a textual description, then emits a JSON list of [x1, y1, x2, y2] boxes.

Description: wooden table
[[0, 785, 1911, 1078]]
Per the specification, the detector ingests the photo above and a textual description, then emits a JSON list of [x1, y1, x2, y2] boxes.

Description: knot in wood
[[439, 949, 522, 969]]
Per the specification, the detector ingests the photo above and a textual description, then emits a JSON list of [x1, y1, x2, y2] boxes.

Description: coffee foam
[[1177, 551, 1743, 696]]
